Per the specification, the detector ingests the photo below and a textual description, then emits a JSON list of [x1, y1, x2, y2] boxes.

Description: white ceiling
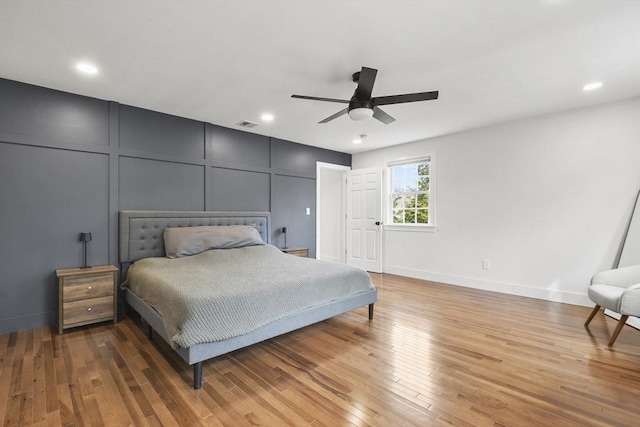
[[1, 1, 639, 154]]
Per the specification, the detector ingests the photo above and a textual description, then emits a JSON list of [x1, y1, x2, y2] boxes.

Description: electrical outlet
[[305, 207, 310, 215], [482, 259, 490, 270]]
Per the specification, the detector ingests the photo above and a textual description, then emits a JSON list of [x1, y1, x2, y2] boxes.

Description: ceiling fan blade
[[319, 108, 348, 124], [373, 107, 396, 125], [373, 91, 439, 106], [291, 95, 349, 104], [355, 67, 378, 100]]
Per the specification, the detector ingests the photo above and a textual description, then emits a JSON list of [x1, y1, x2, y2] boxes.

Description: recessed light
[[261, 113, 274, 122], [582, 82, 602, 91], [75, 62, 98, 75], [353, 134, 367, 144]]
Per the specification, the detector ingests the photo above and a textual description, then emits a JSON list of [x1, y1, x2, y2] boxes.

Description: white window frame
[[384, 155, 436, 232]]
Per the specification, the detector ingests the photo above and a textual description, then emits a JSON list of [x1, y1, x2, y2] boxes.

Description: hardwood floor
[[1, 273, 639, 426]]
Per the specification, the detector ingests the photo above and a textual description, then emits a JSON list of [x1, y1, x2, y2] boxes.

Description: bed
[[119, 210, 377, 389]]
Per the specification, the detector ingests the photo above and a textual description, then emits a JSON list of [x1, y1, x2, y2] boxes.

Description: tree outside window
[[390, 159, 430, 225]]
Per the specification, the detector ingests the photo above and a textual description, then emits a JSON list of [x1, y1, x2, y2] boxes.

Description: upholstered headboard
[[119, 210, 271, 264]]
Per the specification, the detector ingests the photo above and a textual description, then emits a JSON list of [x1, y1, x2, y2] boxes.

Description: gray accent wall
[[0, 78, 351, 334]]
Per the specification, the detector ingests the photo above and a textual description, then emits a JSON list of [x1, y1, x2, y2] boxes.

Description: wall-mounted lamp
[[79, 232, 92, 269], [282, 227, 288, 249]]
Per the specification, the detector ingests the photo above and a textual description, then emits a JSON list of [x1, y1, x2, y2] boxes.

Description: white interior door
[[316, 162, 349, 263], [347, 167, 382, 272]]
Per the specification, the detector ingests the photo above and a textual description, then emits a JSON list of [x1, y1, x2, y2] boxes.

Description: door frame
[[316, 162, 350, 263]]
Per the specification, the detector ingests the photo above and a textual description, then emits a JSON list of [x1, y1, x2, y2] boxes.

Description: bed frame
[[119, 210, 377, 389]]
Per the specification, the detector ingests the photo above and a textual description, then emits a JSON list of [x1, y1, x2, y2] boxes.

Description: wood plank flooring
[[1, 273, 639, 426]]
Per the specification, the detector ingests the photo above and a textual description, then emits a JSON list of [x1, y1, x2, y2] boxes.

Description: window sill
[[383, 224, 436, 233]]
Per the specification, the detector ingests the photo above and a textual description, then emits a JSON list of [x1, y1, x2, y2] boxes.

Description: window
[[388, 156, 433, 228]]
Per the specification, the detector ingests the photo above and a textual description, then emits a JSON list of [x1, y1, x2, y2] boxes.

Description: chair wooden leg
[[608, 315, 629, 347], [584, 305, 601, 327]]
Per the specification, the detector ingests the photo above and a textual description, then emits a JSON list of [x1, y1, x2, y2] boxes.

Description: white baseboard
[[381, 266, 639, 330], [383, 265, 593, 307], [604, 309, 640, 330]]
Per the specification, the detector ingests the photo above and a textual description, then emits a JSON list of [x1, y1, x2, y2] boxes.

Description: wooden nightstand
[[56, 264, 119, 334], [281, 248, 309, 258]]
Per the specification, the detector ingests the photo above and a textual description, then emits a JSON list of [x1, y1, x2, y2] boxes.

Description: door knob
[[375, 221, 381, 226]]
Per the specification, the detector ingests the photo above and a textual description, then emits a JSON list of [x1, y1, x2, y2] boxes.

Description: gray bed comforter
[[122, 244, 375, 348]]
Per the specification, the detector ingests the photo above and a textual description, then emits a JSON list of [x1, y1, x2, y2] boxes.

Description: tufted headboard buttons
[[119, 211, 271, 263]]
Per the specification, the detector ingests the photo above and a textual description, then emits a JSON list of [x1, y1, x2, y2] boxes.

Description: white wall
[[353, 97, 640, 306], [618, 190, 640, 268]]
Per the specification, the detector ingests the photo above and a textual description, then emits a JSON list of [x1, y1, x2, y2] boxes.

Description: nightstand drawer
[[63, 275, 114, 302], [281, 248, 309, 257], [63, 296, 114, 326]]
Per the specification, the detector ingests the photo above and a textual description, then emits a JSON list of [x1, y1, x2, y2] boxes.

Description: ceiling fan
[[291, 66, 438, 124]]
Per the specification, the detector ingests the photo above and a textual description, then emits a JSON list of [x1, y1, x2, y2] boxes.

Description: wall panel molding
[[0, 143, 110, 332], [0, 78, 351, 334], [108, 101, 120, 268], [209, 160, 272, 174], [0, 132, 111, 154], [117, 151, 207, 166], [0, 79, 109, 146], [119, 104, 205, 159]]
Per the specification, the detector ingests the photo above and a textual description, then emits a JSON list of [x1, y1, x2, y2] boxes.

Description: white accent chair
[[584, 264, 640, 346]]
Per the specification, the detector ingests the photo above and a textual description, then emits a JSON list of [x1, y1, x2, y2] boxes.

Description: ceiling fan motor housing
[[348, 98, 374, 121], [349, 98, 373, 111]]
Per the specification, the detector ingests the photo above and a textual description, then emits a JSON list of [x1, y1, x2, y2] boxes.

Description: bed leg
[[368, 303, 374, 320], [147, 324, 153, 340], [193, 362, 203, 390]]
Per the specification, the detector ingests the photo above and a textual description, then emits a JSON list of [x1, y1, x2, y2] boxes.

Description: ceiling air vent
[[236, 120, 259, 128]]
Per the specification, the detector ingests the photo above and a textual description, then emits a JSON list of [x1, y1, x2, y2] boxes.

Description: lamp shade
[[79, 232, 92, 242], [348, 107, 374, 121]]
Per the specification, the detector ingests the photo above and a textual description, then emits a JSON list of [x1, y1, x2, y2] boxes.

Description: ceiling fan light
[[348, 108, 373, 121]]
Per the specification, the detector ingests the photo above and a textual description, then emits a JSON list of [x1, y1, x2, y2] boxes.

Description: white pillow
[[164, 225, 264, 258]]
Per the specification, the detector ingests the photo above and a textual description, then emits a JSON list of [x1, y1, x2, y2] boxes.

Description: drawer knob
[[87, 307, 92, 311], [87, 286, 92, 290]]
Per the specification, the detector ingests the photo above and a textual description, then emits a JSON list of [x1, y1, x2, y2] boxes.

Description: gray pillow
[[164, 225, 265, 258]]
